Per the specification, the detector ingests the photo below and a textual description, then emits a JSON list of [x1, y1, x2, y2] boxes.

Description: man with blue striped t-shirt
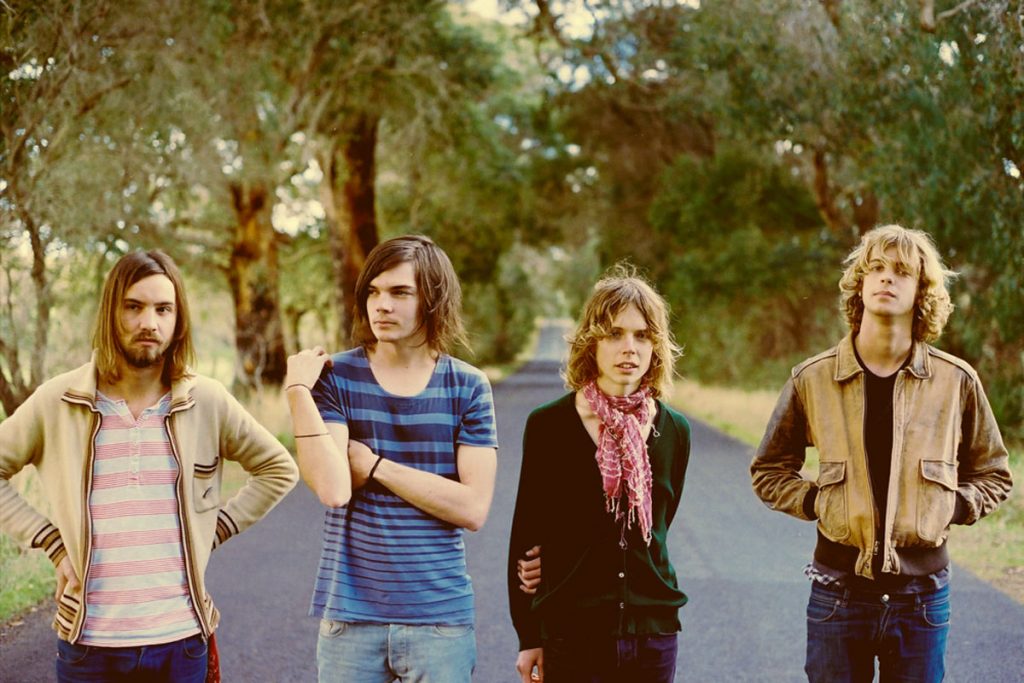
[[284, 235, 498, 682]]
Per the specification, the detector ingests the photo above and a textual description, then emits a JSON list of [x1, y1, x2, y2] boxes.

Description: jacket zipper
[[71, 402, 102, 644], [859, 377, 880, 579]]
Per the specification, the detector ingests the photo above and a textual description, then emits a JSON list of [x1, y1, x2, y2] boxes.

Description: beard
[[121, 336, 170, 369]]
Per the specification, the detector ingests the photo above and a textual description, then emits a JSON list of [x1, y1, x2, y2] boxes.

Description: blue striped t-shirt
[[310, 347, 498, 625]]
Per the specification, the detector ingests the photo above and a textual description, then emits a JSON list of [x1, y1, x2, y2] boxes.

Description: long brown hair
[[564, 264, 680, 398], [93, 250, 195, 385], [351, 235, 468, 354]]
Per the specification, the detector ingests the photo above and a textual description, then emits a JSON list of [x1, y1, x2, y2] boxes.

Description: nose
[[623, 335, 638, 353], [139, 307, 158, 331], [375, 294, 393, 312]]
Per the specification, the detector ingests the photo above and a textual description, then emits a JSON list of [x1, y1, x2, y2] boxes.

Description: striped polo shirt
[[310, 347, 498, 625], [81, 392, 200, 646]]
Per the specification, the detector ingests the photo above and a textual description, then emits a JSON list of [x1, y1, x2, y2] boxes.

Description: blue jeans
[[55, 633, 207, 682], [316, 619, 476, 683], [542, 633, 678, 683], [805, 581, 951, 683]]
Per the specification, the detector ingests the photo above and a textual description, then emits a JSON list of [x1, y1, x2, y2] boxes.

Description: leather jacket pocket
[[815, 461, 850, 542], [917, 460, 957, 543]]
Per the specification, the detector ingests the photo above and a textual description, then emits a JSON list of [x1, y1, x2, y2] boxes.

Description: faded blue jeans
[[542, 633, 678, 683], [316, 619, 475, 683], [55, 633, 207, 682], [806, 581, 951, 682]]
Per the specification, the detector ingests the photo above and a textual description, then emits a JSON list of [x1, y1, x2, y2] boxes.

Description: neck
[[595, 377, 642, 397], [100, 361, 168, 401], [855, 317, 913, 374], [369, 340, 436, 368]]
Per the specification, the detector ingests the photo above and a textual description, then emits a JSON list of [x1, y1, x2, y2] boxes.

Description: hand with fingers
[[285, 347, 333, 393], [516, 647, 544, 683], [518, 545, 542, 594], [55, 556, 79, 604]]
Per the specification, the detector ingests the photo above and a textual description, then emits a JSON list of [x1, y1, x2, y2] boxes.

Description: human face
[[118, 274, 177, 370], [594, 304, 654, 397], [861, 246, 919, 324], [366, 261, 424, 347]]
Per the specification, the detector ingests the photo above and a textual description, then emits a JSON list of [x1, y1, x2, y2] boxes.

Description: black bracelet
[[294, 432, 329, 439], [286, 383, 312, 392], [368, 455, 384, 481]]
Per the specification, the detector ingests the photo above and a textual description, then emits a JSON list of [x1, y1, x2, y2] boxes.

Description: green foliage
[[648, 146, 844, 386]]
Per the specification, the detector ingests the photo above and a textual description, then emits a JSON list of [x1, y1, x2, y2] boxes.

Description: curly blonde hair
[[564, 264, 681, 398], [839, 224, 956, 343]]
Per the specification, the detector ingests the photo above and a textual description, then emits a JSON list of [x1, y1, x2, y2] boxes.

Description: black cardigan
[[507, 392, 691, 650]]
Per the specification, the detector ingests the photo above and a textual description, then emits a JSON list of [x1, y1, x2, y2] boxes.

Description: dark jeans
[[805, 580, 950, 683], [56, 633, 207, 683], [543, 632, 678, 683]]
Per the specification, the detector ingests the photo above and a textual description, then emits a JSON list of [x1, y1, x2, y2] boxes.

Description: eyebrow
[[124, 298, 176, 307]]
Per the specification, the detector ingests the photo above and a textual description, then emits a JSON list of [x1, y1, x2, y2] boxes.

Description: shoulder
[[791, 344, 839, 379], [441, 355, 493, 393], [527, 393, 575, 424], [925, 345, 980, 382], [657, 400, 690, 436], [176, 373, 232, 405]]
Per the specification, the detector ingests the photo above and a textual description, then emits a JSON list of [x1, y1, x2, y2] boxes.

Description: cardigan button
[[618, 602, 625, 609], [618, 572, 625, 579]]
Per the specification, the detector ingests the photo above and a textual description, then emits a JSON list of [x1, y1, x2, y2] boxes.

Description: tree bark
[[321, 113, 381, 348], [227, 182, 287, 391]]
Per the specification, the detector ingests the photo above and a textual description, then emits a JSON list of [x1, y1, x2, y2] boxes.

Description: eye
[[608, 330, 623, 339], [636, 330, 650, 340]]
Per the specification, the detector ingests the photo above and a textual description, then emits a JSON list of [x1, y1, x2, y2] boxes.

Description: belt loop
[[841, 587, 852, 608]]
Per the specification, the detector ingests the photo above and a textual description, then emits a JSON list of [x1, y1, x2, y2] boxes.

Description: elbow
[[319, 490, 351, 509], [462, 507, 490, 533]]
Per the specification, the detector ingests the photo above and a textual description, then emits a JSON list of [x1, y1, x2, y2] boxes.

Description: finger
[[525, 545, 541, 557], [519, 585, 537, 595]]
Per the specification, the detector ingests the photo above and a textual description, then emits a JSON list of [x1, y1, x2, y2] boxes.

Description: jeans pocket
[[921, 597, 951, 627], [806, 594, 841, 624], [56, 639, 90, 665], [319, 619, 347, 639], [182, 634, 209, 660], [432, 624, 473, 638]]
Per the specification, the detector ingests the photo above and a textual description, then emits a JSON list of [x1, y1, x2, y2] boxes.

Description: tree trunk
[[227, 182, 287, 391], [0, 215, 50, 415], [321, 113, 381, 348]]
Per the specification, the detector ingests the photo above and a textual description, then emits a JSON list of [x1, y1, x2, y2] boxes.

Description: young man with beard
[[285, 235, 498, 682], [0, 250, 298, 682], [751, 225, 1012, 682]]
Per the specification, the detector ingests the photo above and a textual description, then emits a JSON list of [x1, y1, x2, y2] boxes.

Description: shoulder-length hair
[[839, 224, 956, 343], [564, 264, 680, 398], [351, 235, 469, 355], [93, 250, 195, 385]]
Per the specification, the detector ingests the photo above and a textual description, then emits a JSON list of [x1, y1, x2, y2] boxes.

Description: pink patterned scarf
[[583, 380, 654, 547]]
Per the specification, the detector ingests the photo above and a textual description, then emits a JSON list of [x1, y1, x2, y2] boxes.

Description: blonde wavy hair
[[839, 224, 956, 343], [564, 265, 680, 398]]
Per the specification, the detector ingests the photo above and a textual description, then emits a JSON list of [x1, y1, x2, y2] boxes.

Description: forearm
[[371, 457, 492, 530], [0, 479, 66, 566], [288, 387, 351, 507]]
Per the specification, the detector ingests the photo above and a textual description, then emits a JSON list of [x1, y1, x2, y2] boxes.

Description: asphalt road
[[3, 322, 1023, 682]]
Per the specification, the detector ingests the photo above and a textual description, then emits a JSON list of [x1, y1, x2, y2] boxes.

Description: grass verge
[[671, 380, 1024, 605]]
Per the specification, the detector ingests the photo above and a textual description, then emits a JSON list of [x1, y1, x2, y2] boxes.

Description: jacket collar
[[61, 354, 196, 410], [834, 333, 931, 383]]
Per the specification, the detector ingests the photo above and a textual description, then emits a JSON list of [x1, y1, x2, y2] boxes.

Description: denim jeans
[[316, 619, 476, 683], [805, 581, 951, 683], [542, 633, 678, 683], [55, 633, 207, 683]]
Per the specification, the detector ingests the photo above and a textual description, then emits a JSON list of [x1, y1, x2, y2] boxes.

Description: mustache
[[132, 334, 163, 343]]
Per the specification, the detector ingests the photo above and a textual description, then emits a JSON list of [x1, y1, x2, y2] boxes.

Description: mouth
[[616, 362, 639, 371], [875, 290, 896, 298]]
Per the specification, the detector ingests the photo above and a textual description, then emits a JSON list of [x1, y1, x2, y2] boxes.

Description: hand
[[54, 557, 80, 604], [347, 440, 377, 486], [516, 647, 544, 683], [285, 347, 332, 392], [518, 545, 541, 594]]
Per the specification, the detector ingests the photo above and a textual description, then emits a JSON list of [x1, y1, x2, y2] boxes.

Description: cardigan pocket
[[192, 461, 221, 513]]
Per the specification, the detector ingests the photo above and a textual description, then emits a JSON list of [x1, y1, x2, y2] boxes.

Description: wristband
[[368, 455, 384, 481], [286, 383, 312, 392]]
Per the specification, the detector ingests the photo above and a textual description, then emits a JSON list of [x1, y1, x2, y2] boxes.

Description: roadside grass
[[671, 380, 1024, 605]]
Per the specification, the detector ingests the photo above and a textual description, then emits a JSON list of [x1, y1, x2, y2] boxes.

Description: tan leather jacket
[[751, 335, 1012, 579], [0, 360, 299, 642]]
